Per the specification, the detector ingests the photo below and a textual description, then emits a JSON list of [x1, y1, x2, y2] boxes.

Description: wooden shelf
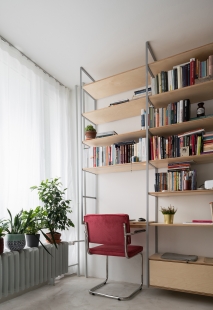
[[149, 223, 213, 227], [83, 96, 146, 125], [149, 116, 213, 137], [150, 253, 213, 265], [150, 80, 213, 108], [83, 161, 150, 175], [150, 153, 213, 169], [149, 189, 213, 197], [83, 129, 145, 147], [130, 221, 154, 228], [83, 42, 213, 100]]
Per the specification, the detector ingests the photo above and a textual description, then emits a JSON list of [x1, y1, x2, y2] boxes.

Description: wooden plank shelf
[[83, 129, 146, 147], [149, 153, 213, 169], [150, 253, 213, 265], [83, 96, 146, 125], [149, 223, 213, 227], [149, 190, 213, 197], [83, 42, 213, 100], [83, 161, 150, 175], [150, 80, 213, 108]]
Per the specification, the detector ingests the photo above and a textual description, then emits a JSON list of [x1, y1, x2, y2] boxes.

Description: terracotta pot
[[85, 130, 96, 140], [0, 237, 3, 254], [46, 232, 61, 244]]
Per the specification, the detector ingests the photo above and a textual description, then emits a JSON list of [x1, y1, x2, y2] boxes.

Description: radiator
[[0, 242, 68, 300]]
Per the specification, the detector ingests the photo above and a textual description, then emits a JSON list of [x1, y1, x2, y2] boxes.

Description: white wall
[[84, 89, 213, 285]]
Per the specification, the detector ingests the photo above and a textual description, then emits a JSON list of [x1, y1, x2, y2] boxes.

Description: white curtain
[[0, 39, 78, 272]]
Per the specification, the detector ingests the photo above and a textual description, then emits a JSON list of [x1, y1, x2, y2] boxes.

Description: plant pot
[[4, 234, 26, 251], [26, 234, 40, 247], [164, 214, 174, 224], [85, 130, 96, 140], [46, 232, 61, 244], [0, 237, 4, 254]]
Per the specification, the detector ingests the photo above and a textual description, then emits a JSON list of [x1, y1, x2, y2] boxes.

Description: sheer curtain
[[0, 39, 77, 271]]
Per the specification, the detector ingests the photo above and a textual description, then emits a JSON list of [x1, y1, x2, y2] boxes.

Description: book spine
[[158, 73, 162, 93], [190, 58, 195, 85], [195, 59, 199, 79], [180, 100, 183, 123], [141, 109, 146, 130], [209, 55, 213, 76]]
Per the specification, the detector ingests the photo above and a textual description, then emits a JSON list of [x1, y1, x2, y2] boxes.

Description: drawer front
[[150, 260, 213, 295]]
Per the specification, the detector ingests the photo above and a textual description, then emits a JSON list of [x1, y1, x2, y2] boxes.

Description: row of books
[[85, 139, 147, 168], [155, 163, 197, 192], [151, 55, 213, 94], [141, 99, 190, 129], [149, 129, 204, 160]]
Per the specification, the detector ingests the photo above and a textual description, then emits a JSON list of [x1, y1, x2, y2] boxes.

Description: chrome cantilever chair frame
[[85, 222, 145, 301]]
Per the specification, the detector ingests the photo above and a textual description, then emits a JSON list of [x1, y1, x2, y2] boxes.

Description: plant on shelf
[[85, 124, 96, 140], [30, 178, 74, 245], [4, 209, 32, 251], [160, 205, 177, 225], [0, 219, 9, 255], [21, 207, 48, 248]]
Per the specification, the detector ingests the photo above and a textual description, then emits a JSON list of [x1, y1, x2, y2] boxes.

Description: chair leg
[[89, 253, 143, 301]]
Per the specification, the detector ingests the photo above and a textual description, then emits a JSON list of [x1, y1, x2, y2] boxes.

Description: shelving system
[[81, 41, 213, 295]]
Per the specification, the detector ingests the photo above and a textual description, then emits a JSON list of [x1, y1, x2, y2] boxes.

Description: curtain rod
[[0, 34, 69, 89]]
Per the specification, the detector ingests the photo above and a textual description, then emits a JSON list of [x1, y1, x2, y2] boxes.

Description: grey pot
[[26, 234, 40, 247], [4, 234, 26, 251]]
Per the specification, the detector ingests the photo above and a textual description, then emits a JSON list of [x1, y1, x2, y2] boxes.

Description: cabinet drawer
[[150, 260, 213, 296]]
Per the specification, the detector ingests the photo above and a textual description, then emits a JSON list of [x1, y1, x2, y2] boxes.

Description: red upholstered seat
[[89, 244, 143, 258]]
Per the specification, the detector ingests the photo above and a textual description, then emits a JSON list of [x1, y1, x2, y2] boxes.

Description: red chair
[[84, 214, 145, 301]]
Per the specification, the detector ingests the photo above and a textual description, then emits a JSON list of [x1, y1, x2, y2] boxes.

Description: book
[[192, 220, 213, 223], [190, 58, 195, 85], [178, 128, 205, 138], [96, 131, 118, 138], [141, 109, 146, 130], [109, 99, 129, 106]]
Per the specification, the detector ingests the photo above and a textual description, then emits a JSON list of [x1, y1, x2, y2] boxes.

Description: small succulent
[[160, 205, 177, 215], [85, 125, 96, 132]]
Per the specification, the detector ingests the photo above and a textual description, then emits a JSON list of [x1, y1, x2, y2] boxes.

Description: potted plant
[[160, 205, 177, 224], [85, 125, 96, 140], [4, 209, 31, 251], [30, 178, 74, 244], [0, 219, 9, 254], [21, 206, 47, 248]]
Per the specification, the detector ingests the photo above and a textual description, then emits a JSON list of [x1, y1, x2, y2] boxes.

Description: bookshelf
[[81, 41, 213, 296]]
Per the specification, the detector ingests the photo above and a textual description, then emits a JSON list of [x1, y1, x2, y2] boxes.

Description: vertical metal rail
[[80, 67, 96, 278], [145, 42, 150, 287], [75, 85, 80, 276], [145, 42, 157, 287]]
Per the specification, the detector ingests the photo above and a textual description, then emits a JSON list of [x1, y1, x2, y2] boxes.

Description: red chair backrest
[[84, 214, 131, 246]]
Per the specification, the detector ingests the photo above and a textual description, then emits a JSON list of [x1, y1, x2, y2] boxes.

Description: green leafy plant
[[85, 125, 96, 132], [5, 209, 32, 234], [0, 219, 9, 238], [30, 178, 74, 241], [21, 206, 47, 235], [160, 205, 177, 215]]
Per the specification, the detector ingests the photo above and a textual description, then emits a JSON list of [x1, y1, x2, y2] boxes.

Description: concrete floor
[[0, 275, 213, 310]]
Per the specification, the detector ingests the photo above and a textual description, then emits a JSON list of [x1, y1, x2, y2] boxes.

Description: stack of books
[[151, 55, 213, 94], [132, 86, 152, 100], [154, 162, 197, 192], [202, 132, 213, 154]]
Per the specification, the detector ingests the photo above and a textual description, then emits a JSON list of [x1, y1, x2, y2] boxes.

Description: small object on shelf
[[85, 125, 96, 140], [161, 252, 198, 262], [183, 179, 191, 191], [205, 180, 213, 189], [180, 146, 189, 157], [141, 109, 146, 130], [160, 205, 177, 224], [96, 131, 117, 138], [138, 218, 146, 222], [109, 99, 129, 107], [197, 102, 205, 117]]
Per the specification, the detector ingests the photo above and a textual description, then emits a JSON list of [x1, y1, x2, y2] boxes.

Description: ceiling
[[0, 0, 213, 90]]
